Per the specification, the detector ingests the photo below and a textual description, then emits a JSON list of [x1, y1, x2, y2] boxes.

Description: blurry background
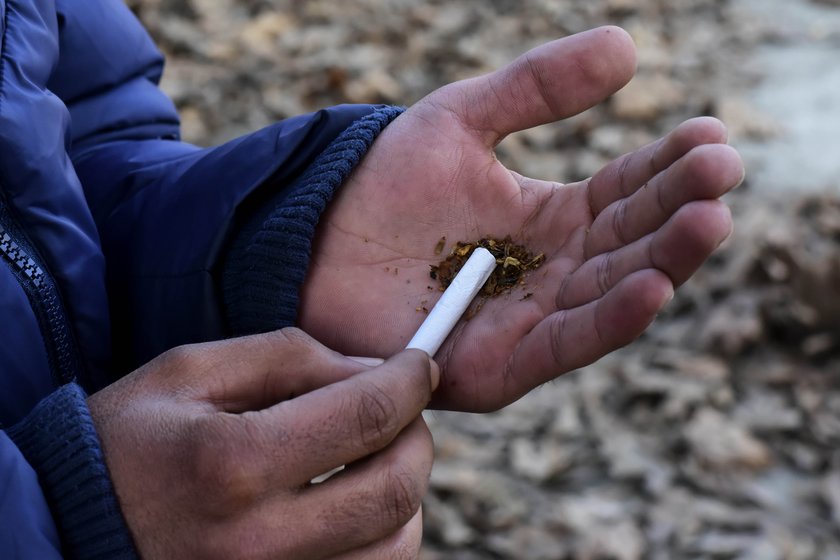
[[128, 0, 840, 557]]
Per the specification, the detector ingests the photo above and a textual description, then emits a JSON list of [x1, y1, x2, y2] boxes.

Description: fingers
[[508, 269, 673, 394], [332, 508, 424, 560], [97, 333, 436, 559], [253, 349, 438, 485], [293, 418, 432, 558], [200, 418, 432, 560], [158, 328, 374, 412], [434, 26, 636, 147], [587, 116, 730, 215], [558, 200, 732, 309], [584, 141, 743, 259]]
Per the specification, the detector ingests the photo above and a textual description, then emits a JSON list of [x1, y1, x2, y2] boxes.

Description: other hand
[[299, 26, 744, 411], [89, 329, 437, 559]]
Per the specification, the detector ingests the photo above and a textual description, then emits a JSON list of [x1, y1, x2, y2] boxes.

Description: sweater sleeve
[[71, 104, 397, 373], [0, 107, 402, 560], [222, 106, 405, 335], [4, 384, 137, 559], [51, 0, 389, 371], [52, 0, 409, 378]]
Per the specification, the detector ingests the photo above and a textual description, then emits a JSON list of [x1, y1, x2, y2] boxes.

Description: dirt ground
[[128, 0, 840, 557]]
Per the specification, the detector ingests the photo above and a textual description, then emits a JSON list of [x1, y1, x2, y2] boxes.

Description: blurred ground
[[128, 0, 840, 557]]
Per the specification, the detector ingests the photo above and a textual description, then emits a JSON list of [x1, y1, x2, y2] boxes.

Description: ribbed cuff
[[223, 105, 405, 335], [6, 384, 138, 560]]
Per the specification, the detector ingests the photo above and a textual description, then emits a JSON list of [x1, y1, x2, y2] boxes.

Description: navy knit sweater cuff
[[223, 105, 405, 335], [7, 383, 137, 560]]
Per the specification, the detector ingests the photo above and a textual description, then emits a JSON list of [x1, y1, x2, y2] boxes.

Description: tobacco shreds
[[430, 236, 545, 297]]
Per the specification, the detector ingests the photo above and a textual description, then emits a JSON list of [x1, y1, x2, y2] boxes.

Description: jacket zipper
[[0, 204, 79, 385]]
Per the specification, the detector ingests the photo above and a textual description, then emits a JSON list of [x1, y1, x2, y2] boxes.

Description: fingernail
[[348, 356, 385, 367], [428, 357, 440, 392], [736, 168, 747, 188]]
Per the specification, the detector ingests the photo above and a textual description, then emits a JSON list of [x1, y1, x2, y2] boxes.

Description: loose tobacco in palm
[[430, 236, 545, 297]]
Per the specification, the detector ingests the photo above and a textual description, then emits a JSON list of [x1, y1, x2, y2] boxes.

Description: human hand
[[299, 26, 744, 412], [88, 329, 438, 559]]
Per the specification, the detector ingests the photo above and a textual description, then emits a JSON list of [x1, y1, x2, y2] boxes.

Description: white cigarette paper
[[406, 247, 497, 355]]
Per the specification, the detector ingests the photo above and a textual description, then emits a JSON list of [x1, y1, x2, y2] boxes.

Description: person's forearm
[[71, 105, 385, 371]]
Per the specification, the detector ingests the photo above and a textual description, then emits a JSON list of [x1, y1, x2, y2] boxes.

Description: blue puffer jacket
[[0, 0, 402, 557]]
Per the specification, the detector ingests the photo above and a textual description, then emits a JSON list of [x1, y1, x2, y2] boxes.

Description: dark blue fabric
[[0, 0, 113, 395], [6, 384, 137, 559], [72, 103, 379, 371], [224, 106, 406, 335], [0, 432, 63, 560], [0, 263, 54, 424], [0, 0, 396, 555]]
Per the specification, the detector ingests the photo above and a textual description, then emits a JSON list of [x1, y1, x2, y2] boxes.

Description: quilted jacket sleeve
[[5, 101, 399, 559], [53, 0, 402, 370], [0, 432, 63, 559], [71, 105, 399, 371], [2, 1, 403, 558]]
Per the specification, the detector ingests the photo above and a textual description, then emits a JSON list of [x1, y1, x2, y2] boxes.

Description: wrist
[[222, 105, 405, 335]]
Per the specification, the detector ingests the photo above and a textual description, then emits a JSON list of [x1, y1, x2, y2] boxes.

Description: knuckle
[[611, 196, 628, 244], [647, 142, 660, 177], [157, 343, 205, 373], [555, 273, 572, 309], [596, 252, 614, 297], [275, 326, 310, 347], [616, 151, 634, 193], [381, 466, 423, 528], [151, 343, 219, 391], [523, 53, 556, 114], [186, 418, 261, 513], [260, 327, 311, 360], [270, 327, 333, 365], [353, 385, 400, 451], [548, 312, 569, 369]]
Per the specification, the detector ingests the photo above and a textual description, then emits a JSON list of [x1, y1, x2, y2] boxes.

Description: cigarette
[[406, 247, 497, 355]]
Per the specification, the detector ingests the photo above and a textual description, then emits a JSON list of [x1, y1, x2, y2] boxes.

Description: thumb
[[433, 26, 637, 147], [172, 328, 377, 412]]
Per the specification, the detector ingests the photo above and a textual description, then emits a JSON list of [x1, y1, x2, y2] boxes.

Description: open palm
[[299, 27, 744, 412]]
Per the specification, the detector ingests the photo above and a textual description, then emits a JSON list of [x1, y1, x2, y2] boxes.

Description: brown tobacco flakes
[[434, 236, 447, 255], [430, 236, 545, 297]]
